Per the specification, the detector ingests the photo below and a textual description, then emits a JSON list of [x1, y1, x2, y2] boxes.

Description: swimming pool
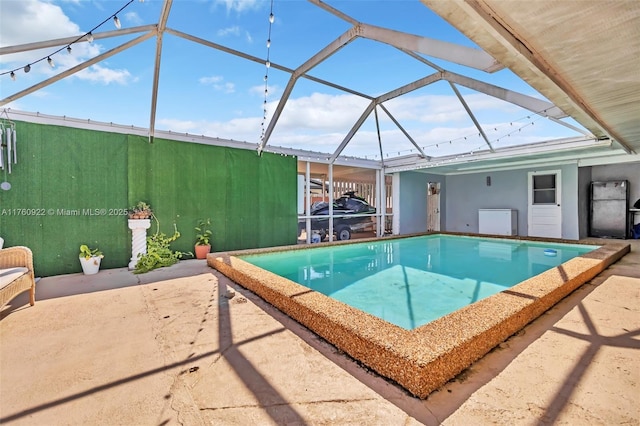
[[209, 233, 629, 398], [239, 235, 597, 330]]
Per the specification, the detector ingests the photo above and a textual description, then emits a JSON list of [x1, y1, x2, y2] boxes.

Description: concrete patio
[[1, 239, 638, 425]]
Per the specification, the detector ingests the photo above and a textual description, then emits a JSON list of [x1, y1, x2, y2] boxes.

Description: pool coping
[[208, 232, 630, 399]]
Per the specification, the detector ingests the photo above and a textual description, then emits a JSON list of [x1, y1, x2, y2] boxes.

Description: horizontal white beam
[[384, 137, 613, 173], [4, 108, 383, 169], [359, 23, 503, 72], [0, 25, 157, 56], [443, 71, 566, 118], [1, 32, 155, 106]]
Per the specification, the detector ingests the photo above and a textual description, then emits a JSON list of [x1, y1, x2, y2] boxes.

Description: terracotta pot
[[194, 244, 211, 259], [129, 212, 151, 219]]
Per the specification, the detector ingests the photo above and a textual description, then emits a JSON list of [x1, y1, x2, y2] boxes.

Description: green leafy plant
[[128, 201, 153, 219], [79, 244, 103, 260], [134, 218, 189, 274], [195, 218, 213, 246]]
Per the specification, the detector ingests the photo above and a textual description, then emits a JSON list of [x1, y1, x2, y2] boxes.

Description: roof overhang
[[385, 135, 638, 175], [422, 0, 640, 155]]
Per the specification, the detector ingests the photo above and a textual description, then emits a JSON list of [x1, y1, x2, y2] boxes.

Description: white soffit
[[384, 136, 640, 175], [422, 0, 640, 155]]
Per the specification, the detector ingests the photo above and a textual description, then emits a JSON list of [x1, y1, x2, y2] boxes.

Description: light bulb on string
[[260, 0, 275, 142], [0, 0, 141, 82], [10, 71, 16, 81]]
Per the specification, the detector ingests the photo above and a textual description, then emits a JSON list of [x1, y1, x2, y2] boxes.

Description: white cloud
[[383, 93, 518, 124], [213, 0, 262, 14], [267, 132, 344, 154], [156, 116, 262, 143], [0, 0, 79, 47], [124, 11, 143, 26], [275, 93, 371, 131], [0, 0, 82, 68], [154, 88, 574, 159], [217, 26, 241, 37], [199, 76, 224, 85], [76, 64, 134, 85], [153, 90, 540, 157], [250, 83, 279, 97], [199, 75, 235, 93], [0, 0, 134, 85]]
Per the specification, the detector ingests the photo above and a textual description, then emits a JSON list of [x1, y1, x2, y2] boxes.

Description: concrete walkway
[[1, 240, 638, 425]]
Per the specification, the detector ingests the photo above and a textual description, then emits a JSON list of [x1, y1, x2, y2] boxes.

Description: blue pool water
[[240, 235, 598, 330]]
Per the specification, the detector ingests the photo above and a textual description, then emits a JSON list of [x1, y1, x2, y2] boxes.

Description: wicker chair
[[0, 246, 36, 310]]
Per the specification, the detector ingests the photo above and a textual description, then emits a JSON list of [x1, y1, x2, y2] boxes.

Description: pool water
[[240, 235, 598, 330]]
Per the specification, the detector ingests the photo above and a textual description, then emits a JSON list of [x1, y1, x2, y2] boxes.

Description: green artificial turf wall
[[0, 121, 297, 276]]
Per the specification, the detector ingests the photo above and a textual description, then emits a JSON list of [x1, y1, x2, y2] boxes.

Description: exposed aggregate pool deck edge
[[208, 233, 630, 398]]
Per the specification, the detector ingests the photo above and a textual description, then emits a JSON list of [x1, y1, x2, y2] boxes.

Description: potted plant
[[127, 201, 153, 269], [79, 244, 103, 275], [128, 201, 153, 219], [194, 218, 212, 259]]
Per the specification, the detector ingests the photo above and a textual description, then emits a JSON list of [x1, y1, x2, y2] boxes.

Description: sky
[[0, 0, 590, 160]]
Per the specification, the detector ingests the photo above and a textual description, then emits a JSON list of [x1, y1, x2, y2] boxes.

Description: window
[[533, 174, 556, 204]]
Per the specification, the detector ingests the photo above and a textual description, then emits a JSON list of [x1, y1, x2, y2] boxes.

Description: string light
[[386, 106, 553, 159], [1, 0, 136, 80], [260, 0, 275, 141]]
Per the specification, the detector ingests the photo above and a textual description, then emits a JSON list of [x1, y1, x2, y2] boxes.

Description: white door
[[427, 182, 440, 232], [528, 170, 562, 238]]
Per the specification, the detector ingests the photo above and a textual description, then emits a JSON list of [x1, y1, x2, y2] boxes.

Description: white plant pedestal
[[128, 219, 151, 270]]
